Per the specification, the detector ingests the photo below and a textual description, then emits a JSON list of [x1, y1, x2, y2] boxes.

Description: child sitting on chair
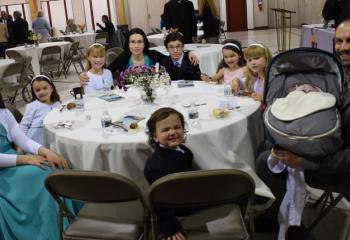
[[20, 75, 61, 145], [144, 107, 194, 240]]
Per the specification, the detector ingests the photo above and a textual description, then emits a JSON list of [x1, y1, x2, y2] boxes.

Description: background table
[[300, 24, 335, 53], [147, 30, 204, 47], [151, 43, 222, 76], [58, 32, 96, 53], [6, 41, 71, 75], [44, 82, 273, 201]]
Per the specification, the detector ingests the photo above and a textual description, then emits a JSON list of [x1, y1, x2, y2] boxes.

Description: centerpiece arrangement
[[28, 32, 42, 46], [117, 64, 170, 104], [78, 24, 86, 33]]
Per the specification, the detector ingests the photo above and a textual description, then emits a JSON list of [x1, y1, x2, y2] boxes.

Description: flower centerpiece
[[78, 24, 86, 33], [117, 64, 170, 104], [28, 32, 42, 46]]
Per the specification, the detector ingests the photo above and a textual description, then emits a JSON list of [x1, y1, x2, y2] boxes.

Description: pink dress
[[223, 67, 245, 87]]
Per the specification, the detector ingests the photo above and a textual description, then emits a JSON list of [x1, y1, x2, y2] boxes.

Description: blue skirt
[[0, 165, 63, 240]]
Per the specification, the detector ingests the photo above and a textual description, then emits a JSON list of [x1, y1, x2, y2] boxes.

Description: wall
[[253, 0, 268, 28], [268, 0, 326, 27]]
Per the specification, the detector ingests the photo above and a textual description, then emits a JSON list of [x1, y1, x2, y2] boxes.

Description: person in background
[[12, 11, 29, 46], [160, 14, 165, 30], [83, 43, 113, 94], [65, 18, 78, 33], [96, 15, 115, 42], [144, 107, 194, 240], [161, 31, 203, 80], [255, 18, 350, 240], [0, 92, 69, 240], [243, 43, 272, 101], [0, 11, 13, 46], [163, 0, 197, 43], [199, 0, 220, 43], [203, 40, 246, 93], [322, 0, 350, 27], [20, 75, 61, 145], [32, 11, 51, 43], [0, 20, 8, 57]]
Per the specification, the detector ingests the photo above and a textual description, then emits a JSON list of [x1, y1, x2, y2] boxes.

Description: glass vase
[[141, 88, 156, 104]]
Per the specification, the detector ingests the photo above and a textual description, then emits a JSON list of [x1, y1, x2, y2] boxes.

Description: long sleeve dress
[[0, 108, 75, 240]]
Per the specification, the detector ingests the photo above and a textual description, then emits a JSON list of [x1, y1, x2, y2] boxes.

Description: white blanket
[[271, 91, 336, 121]]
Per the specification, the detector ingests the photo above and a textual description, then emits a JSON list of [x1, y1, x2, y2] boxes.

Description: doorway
[[226, 0, 247, 31]]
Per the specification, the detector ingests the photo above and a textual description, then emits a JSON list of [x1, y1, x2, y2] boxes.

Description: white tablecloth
[[300, 24, 335, 53], [148, 30, 204, 47], [151, 43, 222, 76], [59, 32, 96, 53], [0, 59, 16, 83], [6, 42, 71, 75], [44, 82, 274, 201]]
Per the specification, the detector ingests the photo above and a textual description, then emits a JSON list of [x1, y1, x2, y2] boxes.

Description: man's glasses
[[129, 40, 144, 45], [168, 45, 183, 51]]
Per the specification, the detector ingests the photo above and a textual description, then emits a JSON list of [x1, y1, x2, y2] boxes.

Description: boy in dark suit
[[161, 32, 203, 81]]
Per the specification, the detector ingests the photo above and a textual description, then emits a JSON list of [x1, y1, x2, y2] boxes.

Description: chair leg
[[308, 193, 344, 231]]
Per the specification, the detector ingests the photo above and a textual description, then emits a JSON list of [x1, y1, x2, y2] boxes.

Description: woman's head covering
[[0, 92, 5, 109]]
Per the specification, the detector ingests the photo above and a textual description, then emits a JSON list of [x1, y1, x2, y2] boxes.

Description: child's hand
[[201, 74, 210, 82], [231, 78, 240, 94], [167, 231, 186, 240], [271, 148, 302, 168], [79, 72, 89, 87], [188, 52, 199, 65], [251, 93, 262, 101]]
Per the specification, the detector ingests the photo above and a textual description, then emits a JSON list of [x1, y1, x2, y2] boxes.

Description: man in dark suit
[[163, 0, 197, 43], [96, 15, 115, 42], [12, 11, 29, 46], [322, 0, 350, 27], [1, 11, 14, 46], [160, 32, 202, 80]]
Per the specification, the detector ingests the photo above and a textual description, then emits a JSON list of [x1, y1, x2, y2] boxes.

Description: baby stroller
[[263, 48, 344, 158]]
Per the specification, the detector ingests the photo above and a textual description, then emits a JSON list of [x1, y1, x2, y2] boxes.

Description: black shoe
[[287, 225, 316, 240]]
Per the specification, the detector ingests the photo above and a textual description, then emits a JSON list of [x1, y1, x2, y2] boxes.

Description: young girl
[[144, 107, 194, 240], [84, 43, 113, 94], [20, 75, 61, 145], [204, 40, 246, 93], [243, 43, 272, 101]]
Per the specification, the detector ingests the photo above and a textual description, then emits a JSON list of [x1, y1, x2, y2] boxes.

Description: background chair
[[149, 169, 255, 240], [40, 45, 65, 78], [219, 20, 227, 39], [305, 175, 344, 231], [45, 170, 150, 240], [61, 41, 84, 75], [0, 62, 31, 104], [5, 103, 23, 122], [95, 32, 109, 48], [106, 47, 123, 67]]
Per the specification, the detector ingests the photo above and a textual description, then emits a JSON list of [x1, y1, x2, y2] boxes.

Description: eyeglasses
[[168, 45, 183, 51], [129, 40, 144, 45]]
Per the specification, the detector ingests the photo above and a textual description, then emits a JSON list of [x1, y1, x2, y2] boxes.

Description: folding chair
[[219, 20, 227, 39], [40, 45, 65, 78], [61, 41, 84, 75], [45, 170, 150, 240], [306, 176, 344, 231], [106, 47, 123, 67], [5, 103, 23, 122], [149, 169, 255, 240], [0, 62, 29, 104], [95, 32, 109, 48]]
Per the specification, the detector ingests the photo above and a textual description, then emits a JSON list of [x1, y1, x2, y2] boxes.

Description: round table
[[6, 41, 71, 75], [151, 43, 222, 76], [44, 82, 273, 200], [58, 32, 96, 53], [147, 30, 204, 47]]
